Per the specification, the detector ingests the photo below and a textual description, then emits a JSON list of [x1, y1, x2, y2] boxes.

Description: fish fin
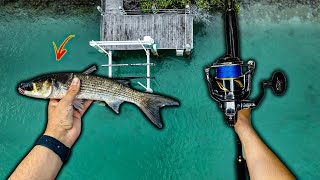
[[105, 99, 124, 114], [114, 79, 131, 87], [137, 94, 179, 129], [94, 101, 107, 106], [72, 99, 85, 110], [83, 65, 97, 75]]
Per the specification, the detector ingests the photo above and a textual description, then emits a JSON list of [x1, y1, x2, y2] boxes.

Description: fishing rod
[[204, 0, 287, 179]]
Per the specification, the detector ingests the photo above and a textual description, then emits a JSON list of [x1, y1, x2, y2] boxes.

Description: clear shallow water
[[1, 8, 320, 179]]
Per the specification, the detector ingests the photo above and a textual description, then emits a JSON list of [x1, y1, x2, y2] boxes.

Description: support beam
[[108, 50, 112, 78], [101, 63, 155, 67], [146, 49, 152, 93], [90, 40, 154, 46]]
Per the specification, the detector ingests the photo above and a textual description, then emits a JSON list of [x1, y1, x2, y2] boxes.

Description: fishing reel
[[205, 56, 287, 126], [204, 0, 287, 127]]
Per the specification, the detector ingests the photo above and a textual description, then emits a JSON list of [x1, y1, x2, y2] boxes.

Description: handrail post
[[146, 49, 152, 93], [108, 50, 112, 78]]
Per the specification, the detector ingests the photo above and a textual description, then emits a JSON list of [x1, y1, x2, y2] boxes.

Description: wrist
[[44, 129, 74, 148], [36, 135, 71, 163]]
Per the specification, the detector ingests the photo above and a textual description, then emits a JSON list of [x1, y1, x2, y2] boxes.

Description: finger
[[72, 115, 82, 132], [48, 99, 59, 112], [79, 100, 93, 116], [239, 109, 251, 117], [73, 110, 82, 120], [59, 77, 80, 107], [49, 99, 59, 107], [237, 109, 252, 123]]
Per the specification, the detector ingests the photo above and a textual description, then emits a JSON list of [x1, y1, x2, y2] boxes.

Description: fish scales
[[73, 73, 144, 103]]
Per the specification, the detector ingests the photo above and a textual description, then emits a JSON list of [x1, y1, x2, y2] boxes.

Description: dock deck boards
[[100, 0, 193, 50]]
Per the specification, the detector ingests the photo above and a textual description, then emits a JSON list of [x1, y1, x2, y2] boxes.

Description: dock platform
[[99, 0, 193, 51]]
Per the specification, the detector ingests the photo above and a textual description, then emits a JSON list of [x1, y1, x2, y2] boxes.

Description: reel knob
[[270, 71, 287, 95]]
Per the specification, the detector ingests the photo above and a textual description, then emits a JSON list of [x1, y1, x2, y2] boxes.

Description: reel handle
[[242, 71, 287, 109]]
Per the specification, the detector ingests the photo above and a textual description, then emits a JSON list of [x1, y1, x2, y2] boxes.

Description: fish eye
[[20, 83, 33, 91]]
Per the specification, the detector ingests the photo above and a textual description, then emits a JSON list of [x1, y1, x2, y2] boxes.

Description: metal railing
[[98, 6, 191, 15]]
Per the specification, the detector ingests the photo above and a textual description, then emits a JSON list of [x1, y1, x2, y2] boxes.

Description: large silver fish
[[17, 65, 179, 128]]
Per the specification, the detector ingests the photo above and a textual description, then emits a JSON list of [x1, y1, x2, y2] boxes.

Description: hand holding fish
[[44, 78, 93, 148]]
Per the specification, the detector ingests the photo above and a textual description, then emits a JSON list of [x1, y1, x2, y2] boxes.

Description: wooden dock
[[99, 0, 193, 51]]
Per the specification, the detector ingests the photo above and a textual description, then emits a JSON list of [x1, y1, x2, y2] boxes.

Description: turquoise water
[[1, 7, 320, 179]]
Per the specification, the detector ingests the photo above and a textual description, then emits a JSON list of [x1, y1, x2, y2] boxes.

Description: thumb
[[60, 77, 80, 107]]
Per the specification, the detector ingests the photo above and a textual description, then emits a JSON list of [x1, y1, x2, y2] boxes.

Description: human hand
[[234, 109, 252, 134], [44, 78, 93, 148]]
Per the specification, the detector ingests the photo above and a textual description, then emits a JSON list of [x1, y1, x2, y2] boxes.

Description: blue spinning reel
[[204, 0, 287, 126]]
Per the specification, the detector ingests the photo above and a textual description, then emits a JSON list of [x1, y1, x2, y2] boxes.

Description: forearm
[[236, 126, 295, 180], [9, 145, 62, 180]]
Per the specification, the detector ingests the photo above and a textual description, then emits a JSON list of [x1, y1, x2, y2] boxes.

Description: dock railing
[[100, 6, 191, 15]]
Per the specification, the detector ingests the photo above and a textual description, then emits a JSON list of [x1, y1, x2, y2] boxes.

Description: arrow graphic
[[52, 34, 75, 61]]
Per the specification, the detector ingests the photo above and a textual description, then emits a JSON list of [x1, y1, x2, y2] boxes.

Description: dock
[[90, 0, 194, 92], [98, 0, 193, 51]]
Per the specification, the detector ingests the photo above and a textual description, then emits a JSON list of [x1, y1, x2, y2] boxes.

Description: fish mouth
[[18, 87, 24, 94]]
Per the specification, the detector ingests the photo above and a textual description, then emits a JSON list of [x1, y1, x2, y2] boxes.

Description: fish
[[17, 65, 179, 128]]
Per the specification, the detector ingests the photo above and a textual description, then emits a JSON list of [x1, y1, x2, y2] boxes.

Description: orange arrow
[[53, 34, 75, 61]]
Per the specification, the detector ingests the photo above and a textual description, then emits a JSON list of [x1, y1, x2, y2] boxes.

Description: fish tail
[[137, 94, 179, 129]]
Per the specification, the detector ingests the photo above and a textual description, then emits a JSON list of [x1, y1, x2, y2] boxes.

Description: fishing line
[[216, 65, 242, 78]]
